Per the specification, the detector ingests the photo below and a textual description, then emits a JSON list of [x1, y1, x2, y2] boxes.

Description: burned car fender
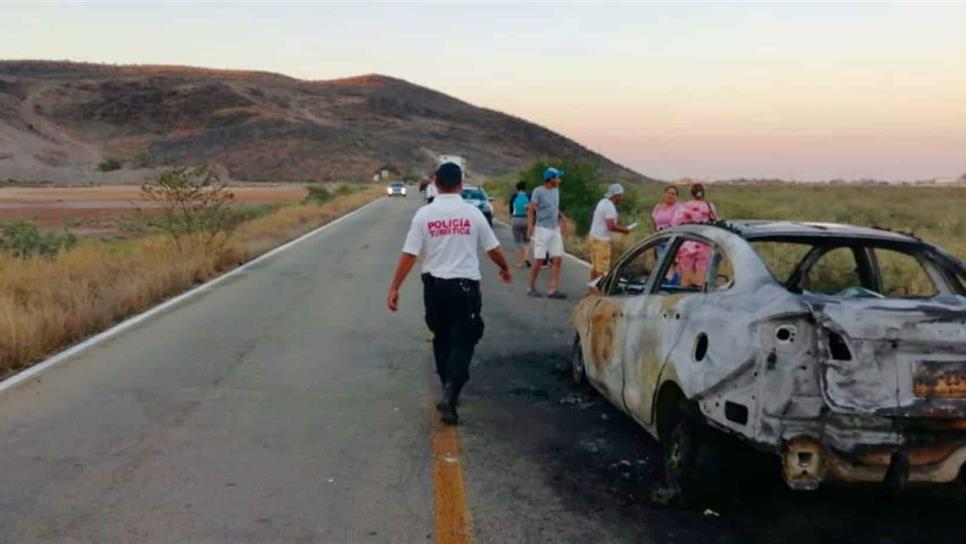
[[664, 286, 822, 450]]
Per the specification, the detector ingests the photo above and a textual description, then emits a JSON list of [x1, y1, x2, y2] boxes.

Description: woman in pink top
[[650, 185, 682, 232], [672, 183, 718, 287]]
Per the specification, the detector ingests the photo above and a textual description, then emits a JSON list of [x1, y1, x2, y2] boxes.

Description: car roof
[[667, 220, 923, 244]]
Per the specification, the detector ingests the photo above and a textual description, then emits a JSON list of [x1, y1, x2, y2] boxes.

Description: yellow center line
[[431, 398, 473, 544]]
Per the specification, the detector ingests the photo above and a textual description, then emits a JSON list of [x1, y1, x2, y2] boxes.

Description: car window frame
[[704, 245, 735, 292], [868, 246, 941, 298], [601, 234, 676, 297], [649, 233, 719, 296], [788, 244, 875, 294]]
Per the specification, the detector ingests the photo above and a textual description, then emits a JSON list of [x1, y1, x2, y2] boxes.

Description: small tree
[[141, 166, 235, 252], [96, 158, 122, 172]]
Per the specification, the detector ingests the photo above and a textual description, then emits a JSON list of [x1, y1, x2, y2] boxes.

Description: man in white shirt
[[387, 162, 511, 424], [425, 179, 438, 203], [589, 183, 631, 282]]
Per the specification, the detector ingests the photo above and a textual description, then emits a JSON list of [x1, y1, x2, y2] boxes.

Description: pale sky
[[2, 1, 965, 181]]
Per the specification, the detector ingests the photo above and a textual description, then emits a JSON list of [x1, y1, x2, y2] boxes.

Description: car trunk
[[808, 295, 966, 418]]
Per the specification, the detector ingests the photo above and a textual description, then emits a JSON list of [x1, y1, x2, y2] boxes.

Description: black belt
[[422, 273, 480, 287]]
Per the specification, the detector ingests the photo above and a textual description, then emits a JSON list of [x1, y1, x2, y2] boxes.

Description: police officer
[[387, 162, 512, 425]]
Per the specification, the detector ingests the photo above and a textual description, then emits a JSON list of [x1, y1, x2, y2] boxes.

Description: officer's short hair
[[435, 162, 462, 190]]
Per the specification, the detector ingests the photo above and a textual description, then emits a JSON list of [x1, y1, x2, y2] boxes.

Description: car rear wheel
[[571, 334, 587, 385], [660, 398, 722, 506]]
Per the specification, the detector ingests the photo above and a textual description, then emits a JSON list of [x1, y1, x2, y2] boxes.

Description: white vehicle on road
[[386, 181, 407, 197]]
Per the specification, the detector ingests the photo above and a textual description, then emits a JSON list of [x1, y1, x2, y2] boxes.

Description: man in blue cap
[[526, 167, 567, 299]]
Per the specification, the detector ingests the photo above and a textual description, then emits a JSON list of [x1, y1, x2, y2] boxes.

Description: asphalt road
[[1, 194, 963, 543]]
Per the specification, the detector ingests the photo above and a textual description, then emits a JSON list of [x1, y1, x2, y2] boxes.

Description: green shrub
[[304, 184, 356, 204], [0, 221, 77, 258], [96, 158, 122, 172], [517, 159, 606, 235], [304, 184, 336, 203], [140, 166, 235, 251]]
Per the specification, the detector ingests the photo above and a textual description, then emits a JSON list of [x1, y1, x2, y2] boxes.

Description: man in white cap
[[588, 183, 631, 282]]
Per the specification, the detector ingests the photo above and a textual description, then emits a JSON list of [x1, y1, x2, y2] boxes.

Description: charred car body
[[571, 220, 966, 498]]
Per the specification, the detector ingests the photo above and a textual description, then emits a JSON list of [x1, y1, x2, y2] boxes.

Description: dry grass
[[0, 186, 381, 375]]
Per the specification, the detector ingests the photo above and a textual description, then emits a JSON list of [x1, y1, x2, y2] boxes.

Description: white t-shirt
[[589, 197, 618, 241], [426, 183, 438, 199], [402, 194, 500, 280]]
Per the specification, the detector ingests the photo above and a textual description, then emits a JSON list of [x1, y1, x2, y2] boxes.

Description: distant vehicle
[[571, 220, 966, 503], [386, 181, 407, 197], [437, 154, 468, 179], [460, 185, 493, 225]]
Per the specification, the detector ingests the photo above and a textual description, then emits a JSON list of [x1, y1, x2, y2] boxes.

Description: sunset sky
[[2, 2, 965, 181]]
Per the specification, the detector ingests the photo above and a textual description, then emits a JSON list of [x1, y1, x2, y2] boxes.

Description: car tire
[[660, 399, 722, 506], [571, 334, 587, 385]]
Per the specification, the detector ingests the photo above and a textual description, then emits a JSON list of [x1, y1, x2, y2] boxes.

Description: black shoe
[[439, 402, 458, 425], [438, 382, 462, 425]]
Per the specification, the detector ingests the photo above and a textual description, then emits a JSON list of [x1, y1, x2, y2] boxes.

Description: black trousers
[[422, 274, 484, 387]]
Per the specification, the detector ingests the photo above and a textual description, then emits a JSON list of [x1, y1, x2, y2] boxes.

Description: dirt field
[[0, 184, 309, 237]]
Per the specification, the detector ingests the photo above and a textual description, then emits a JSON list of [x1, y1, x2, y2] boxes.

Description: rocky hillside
[[0, 61, 647, 183]]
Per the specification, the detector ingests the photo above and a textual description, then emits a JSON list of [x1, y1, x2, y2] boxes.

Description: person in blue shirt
[[508, 181, 532, 268]]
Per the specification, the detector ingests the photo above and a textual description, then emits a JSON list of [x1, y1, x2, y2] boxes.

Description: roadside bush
[[304, 183, 357, 204], [517, 159, 605, 235], [0, 221, 77, 258], [140, 166, 235, 251], [96, 158, 122, 172], [305, 184, 336, 203]]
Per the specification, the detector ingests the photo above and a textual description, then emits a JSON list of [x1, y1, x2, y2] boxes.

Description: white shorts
[[533, 226, 564, 259]]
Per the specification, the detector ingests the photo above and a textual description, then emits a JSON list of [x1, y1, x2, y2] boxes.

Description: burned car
[[571, 220, 966, 499]]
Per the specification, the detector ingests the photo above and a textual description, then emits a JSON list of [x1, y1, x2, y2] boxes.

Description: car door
[[575, 237, 671, 410], [621, 235, 716, 427]]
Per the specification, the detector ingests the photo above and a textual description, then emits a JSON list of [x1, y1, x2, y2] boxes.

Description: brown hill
[[0, 60, 648, 183]]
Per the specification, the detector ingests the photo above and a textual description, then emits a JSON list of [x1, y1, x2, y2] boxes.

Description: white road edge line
[[493, 218, 591, 269], [0, 197, 385, 395]]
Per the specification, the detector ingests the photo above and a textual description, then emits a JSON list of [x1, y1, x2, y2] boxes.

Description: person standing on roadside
[[527, 167, 568, 299], [650, 184, 684, 284], [387, 162, 512, 425], [672, 183, 719, 287], [508, 181, 532, 268], [425, 176, 438, 203], [589, 183, 631, 282], [650, 185, 682, 233]]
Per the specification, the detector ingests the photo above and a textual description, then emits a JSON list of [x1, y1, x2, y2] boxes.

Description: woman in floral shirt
[[672, 183, 718, 287], [650, 185, 682, 233]]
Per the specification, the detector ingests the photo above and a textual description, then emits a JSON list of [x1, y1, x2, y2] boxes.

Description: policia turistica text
[[387, 162, 512, 425]]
